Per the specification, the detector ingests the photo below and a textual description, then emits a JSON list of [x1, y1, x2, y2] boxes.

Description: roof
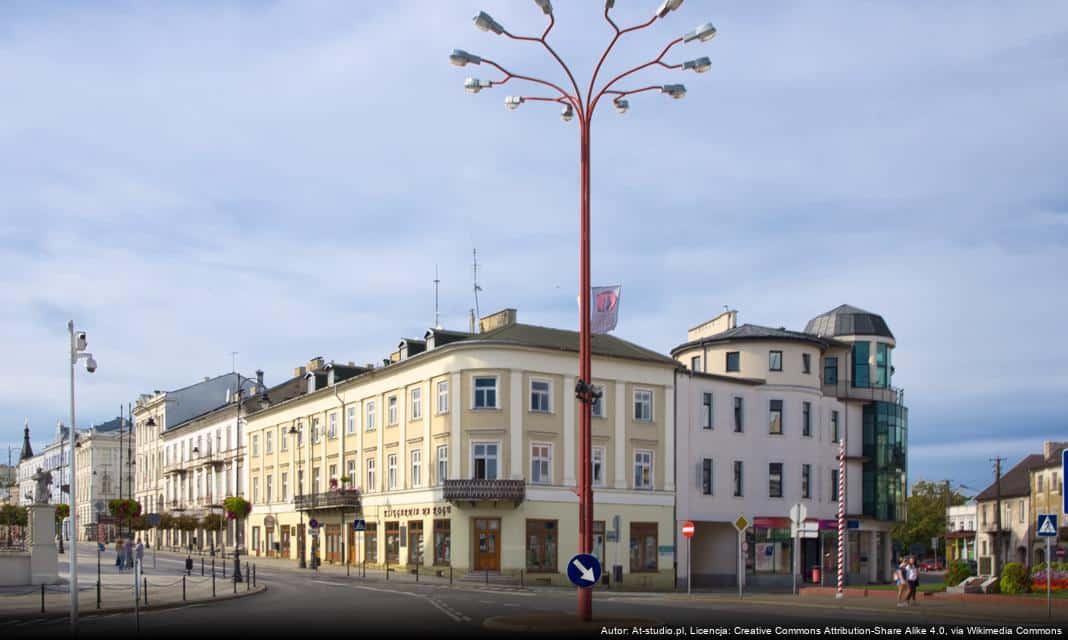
[[975, 454, 1046, 501], [92, 417, 122, 433], [671, 323, 835, 356], [805, 304, 894, 340], [166, 374, 309, 433], [469, 322, 677, 366], [19, 425, 33, 461], [1034, 442, 1068, 469]]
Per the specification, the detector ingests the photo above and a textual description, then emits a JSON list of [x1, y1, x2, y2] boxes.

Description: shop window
[[385, 521, 400, 565], [629, 522, 658, 573], [433, 519, 451, 565], [408, 521, 424, 565], [526, 519, 558, 572], [365, 523, 378, 563]]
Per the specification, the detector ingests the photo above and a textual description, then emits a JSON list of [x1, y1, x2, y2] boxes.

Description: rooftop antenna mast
[[472, 248, 482, 330], [231, 351, 238, 373], [434, 265, 442, 330]]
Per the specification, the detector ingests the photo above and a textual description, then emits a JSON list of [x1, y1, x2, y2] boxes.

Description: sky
[[1, 1, 1066, 494]]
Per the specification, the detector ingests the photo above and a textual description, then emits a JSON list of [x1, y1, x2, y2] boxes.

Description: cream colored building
[[1029, 441, 1067, 565], [72, 418, 122, 541], [245, 309, 678, 589]]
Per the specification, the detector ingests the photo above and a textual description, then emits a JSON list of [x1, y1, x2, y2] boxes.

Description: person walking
[[135, 538, 145, 572], [115, 538, 125, 570], [905, 555, 920, 605], [894, 557, 909, 607], [124, 538, 135, 572]]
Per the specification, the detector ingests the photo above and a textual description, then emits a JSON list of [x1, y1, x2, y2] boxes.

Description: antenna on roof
[[231, 351, 238, 373], [434, 265, 442, 330], [472, 248, 482, 330]]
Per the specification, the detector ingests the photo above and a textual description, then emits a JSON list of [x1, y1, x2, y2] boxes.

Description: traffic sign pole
[[1048, 537, 1052, 619], [687, 536, 692, 595]]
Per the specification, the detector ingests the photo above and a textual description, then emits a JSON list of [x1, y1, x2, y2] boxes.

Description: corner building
[[244, 309, 678, 589], [673, 305, 907, 588]]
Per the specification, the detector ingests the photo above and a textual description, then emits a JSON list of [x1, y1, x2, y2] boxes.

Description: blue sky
[[1, 1, 1066, 494]]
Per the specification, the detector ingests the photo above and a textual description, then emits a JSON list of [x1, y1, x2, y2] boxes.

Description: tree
[[54, 503, 70, 524], [890, 480, 968, 558], [0, 504, 27, 526], [109, 498, 142, 535]]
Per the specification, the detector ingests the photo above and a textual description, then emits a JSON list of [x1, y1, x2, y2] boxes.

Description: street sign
[[682, 521, 695, 538], [94, 500, 105, 514], [931, 537, 939, 550], [145, 513, 161, 527], [567, 553, 601, 588], [847, 519, 860, 530], [309, 528, 320, 537], [1057, 547, 1066, 559], [733, 515, 749, 531], [353, 519, 366, 531], [792, 523, 818, 539], [264, 515, 276, 528], [1037, 514, 1058, 537], [789, 503, 808, 525], [309, 518, 319, 529]]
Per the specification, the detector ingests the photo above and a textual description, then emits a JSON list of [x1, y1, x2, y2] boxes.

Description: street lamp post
[[288, 426, 306, 569], [452, 1, 716, 622], [68, 320, 98, 635], [231, 373, 270, 582]]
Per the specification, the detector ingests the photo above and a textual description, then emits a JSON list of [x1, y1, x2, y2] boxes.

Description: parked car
[[919, 558, 944, 571]]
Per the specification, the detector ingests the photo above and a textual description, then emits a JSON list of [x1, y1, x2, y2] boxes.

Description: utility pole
[[990, 457, 1004, 575]]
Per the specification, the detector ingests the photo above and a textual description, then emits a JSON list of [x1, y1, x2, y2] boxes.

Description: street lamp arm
[[501, 15, 585, 116], [483, 59, 582, 116], [591, 37, 684, 115], [586, 12, 658, 110], [604, 86, 665, 98]]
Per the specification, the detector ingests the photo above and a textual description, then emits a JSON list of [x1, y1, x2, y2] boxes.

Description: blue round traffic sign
[[308, 518, 319, 529], [567, 553, 602, 588]]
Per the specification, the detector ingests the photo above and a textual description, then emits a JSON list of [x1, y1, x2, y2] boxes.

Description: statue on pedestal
[[32, 468, 53, 505]]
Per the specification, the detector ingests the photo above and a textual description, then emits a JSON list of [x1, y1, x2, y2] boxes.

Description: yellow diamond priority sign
[[734, 515, 749, 531]]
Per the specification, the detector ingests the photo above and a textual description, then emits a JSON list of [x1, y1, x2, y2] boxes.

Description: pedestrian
[[906, 556, 920, 605], [894, 556, 908, 607], [115, 538, 125, 570], [135, 538, 145, 571], [124, 538, 135, 572]]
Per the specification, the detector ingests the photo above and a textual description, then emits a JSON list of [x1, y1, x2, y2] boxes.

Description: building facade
[[945, 503, 977, 563], [244, 309, 678, 589], [673, 305, 907, 588], [16, 421, 73, 509], [1028, 441, 1067, 565], [72, 418, 122, 541], [975, 453, 1045, 575]]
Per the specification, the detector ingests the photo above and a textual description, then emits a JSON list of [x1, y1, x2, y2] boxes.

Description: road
[[3, 544, 1064, 638]]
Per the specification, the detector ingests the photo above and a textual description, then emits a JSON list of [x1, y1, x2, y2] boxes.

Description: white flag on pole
[[591, 285, 621, 334]]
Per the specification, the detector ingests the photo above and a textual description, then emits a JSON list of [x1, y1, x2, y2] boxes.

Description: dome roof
[[804, 304, 894, 339]]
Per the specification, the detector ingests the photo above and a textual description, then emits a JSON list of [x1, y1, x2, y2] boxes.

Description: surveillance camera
[[75, 331, 88, 351], [85, 356, 98, 373]]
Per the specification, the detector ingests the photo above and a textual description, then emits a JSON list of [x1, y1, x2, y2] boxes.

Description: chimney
[[479, 308, 517, 333], [256, 369, 264, 387], [308, 356, 325, 372], [293, 365, 307, 378]]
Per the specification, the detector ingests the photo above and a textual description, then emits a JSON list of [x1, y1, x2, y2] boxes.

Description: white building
[[72, 418, 122, 541], [17, 421, 74, 508], [673, 306, 907, 588], [946, 503, 977, 563]]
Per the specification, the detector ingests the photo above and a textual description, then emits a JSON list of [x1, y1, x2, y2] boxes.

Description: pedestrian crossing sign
[[1037, 513, 1058, 537]]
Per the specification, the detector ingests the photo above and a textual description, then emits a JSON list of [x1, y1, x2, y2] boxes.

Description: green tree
[[54, 503, 70, 524], [0, 504, 28, 526], [890, 480, 968, 558]]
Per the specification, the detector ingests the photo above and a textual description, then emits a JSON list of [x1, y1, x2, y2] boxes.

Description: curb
[[0, 585, 267, 623], [483, 614, 663, 632]]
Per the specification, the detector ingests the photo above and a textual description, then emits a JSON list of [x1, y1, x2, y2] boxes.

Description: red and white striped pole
[[836, 425, 846, 599]]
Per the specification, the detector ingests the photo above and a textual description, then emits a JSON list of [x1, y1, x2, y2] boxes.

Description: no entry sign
[[682, 521, 695, 538]]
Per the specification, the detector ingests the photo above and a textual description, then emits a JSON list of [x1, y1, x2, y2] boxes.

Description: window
[[769, 350, 783, 372], [385, 521, 400, 565], [629, 522, 658, 572], [526, 519, 558, 572], [387, 396, 398, 425], [801, 464, 811, 499], [433, 519, 451, 565], [733, 397, 744, 433], [733, 460, 744, 497], [329, 464, 337, 486], [769, 400, 783, 435], [436, 445, 448, 484], [875, 343, 891, 388], [802, 402, 812, 437], [691, 355, 702, 372], [531, 443, 551, 484], [701, 458, 713, 495], [851, 342, 870, 388], [410, 449, 422, 487], [410, 388, 422, 420], [591, 385, 605, 418], [312, 467, 320, 492], [1054, 472, 1060, 494], [473, 376, 498, 409], [831, 469, 839, 502], [592, 447, 605, 487], [327, 413, 337, 439], [769, 463, 783, 498], [366, 458, 376, 492], [366, 401, 376, 431], [297, 469, 304, 495], [252, 435, 260, 457], [346, 406, 356, 434], [266, 474, 273, 503], [824, 356, 839, 385], [280, 472, 289, 501], [473, 442, 499, 480], [346, 459, 356, 484], [634, 450, 653, 489], [312, 417, 321, 443], [265, 431, 273, 454], [387, 453, 398, 490], [802, 353, 811, 374], [296, 421, 304, 447], [407, 520, 424, 565], [701, 393, 713, 430], [1038, 475, 1044, 491], [530, 379, 552, 412], [436, 380, 449, 414], [726, 351, 740, 372], [831, 410, 840, 443], [252, 477, 259, 503], [280, 426, 289, 451], [365, 523, 378, 563], [634, 389, 653, 422], [1018, 500, 1024, 523]]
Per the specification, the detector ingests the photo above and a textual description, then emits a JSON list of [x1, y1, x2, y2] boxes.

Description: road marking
[[310, 580, 468, 624]]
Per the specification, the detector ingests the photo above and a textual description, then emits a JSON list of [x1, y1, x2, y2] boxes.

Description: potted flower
[[340, 476, 352, 490]]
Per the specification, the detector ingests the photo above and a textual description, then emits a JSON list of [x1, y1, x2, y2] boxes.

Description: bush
[[945, 561, 973, 586], [999, 562, 1030, 594]]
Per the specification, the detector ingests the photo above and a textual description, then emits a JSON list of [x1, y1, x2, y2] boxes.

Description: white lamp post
[[68, 320, 97, 634]]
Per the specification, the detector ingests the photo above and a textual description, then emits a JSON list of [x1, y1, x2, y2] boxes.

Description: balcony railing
[[821, 378, 904, 405], [294, 490, 362, 512], [442, 479, 525, 505]]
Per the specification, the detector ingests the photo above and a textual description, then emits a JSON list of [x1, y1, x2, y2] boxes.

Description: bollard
[[41, 584, 44, 613], [143, 577, 148, 606], [521, 569, 524, 588], [96, 579, 101, 609], [182, 575, 186, 601], [386, 558, 390, 581], [233, 574, 237, 594], [485, 568, 489, 585], [450, 566, 453, 586], [253, 565, 256, 588], [213, 571, 216, 598], [222, 557, 226, 579], [201, 557, 204, 576], [211, 557, 215, 576], [246, 564, 250, 592], [416, 563, 419, 583]]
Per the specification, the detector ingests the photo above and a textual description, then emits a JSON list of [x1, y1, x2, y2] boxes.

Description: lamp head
[[464, 77, 492, 94], [473, 11, 504, 35], [560, 104, 574, 122], [682, 56, 711, 73], [613, 98, 630, 114], [504, 95, 525, 110], [656, 0, 684, 18], [534, 0, 553, 15], [683, 22, 717, 43], [85, 355, 97, 373], [661, 84, 687, 99], [449, 49, 481, 67]]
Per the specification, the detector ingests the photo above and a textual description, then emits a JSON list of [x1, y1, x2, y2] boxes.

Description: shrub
[[945, 561, 973, 586], [999, 562, 1030, 594], [223, 496, 251, 520]]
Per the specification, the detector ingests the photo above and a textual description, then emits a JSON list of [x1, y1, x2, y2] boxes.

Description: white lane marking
[[310, 580, 466, 624]]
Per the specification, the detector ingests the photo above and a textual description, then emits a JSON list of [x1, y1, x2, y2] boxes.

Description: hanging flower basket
[[223, 497, 252, 520]]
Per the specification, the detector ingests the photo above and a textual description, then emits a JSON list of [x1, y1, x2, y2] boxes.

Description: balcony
[[162, 462, 187, 476], [294, 490, 362, 512], [443, 479, 525, 506], [821, 378, 904, 405]]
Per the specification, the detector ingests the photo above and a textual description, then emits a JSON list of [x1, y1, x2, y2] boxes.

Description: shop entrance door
[[473, 518, 501, 571]]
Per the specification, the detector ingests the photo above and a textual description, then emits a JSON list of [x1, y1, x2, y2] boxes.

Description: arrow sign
[[567, 553, 602, 587], [1037, 514, 1058, 537]]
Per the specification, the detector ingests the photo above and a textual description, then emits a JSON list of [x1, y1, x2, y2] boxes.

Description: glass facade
[[852, 342, 870, 388], [875, 343, 892, 388], [862, 401, 908, 521]]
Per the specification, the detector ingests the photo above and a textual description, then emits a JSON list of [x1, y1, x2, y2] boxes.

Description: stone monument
[[28, 467, 59, 584]]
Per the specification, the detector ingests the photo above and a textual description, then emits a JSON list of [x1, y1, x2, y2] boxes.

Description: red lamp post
[[452, 1, 716, 622]]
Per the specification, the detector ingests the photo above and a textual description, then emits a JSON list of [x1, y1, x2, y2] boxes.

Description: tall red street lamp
[[451, 0, 716, 622]]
